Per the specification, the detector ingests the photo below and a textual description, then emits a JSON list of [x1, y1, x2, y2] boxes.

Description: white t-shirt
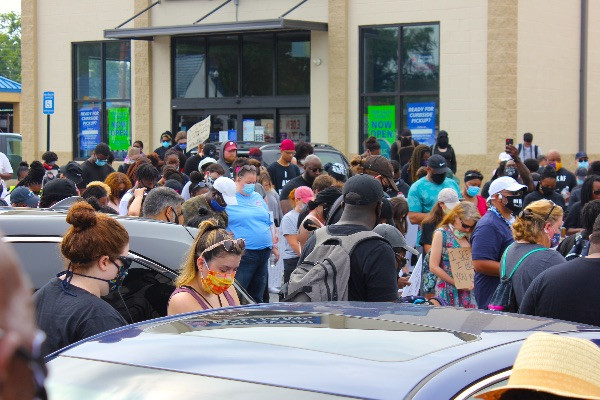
[[119, 190, 134, 216], [0, 152, 13, 198]]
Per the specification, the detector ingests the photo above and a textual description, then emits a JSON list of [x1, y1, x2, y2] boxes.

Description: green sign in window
[[367, 105, 396, 158], [107, 107, 131, 151]]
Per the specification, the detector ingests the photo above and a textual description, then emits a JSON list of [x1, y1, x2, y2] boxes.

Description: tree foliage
[[0, 12, 21, 82]]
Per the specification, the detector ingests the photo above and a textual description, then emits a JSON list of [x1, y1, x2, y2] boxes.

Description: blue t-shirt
[[470, 210, 514, 309], [227, 192, 273, 250], [407, 177, 462, 214]]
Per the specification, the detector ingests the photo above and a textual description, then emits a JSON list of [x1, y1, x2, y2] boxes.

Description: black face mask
[[437, 137, 449, 148], [400, 137, 412, 146], [431, 173, 446, 185], [504, 167, 518, 180], [504, 194, 523, 215], [541, 187, 555, 197]]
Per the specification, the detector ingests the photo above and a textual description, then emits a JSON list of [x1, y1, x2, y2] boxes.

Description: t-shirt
[[0, 151, 12, 198], [267, 162, 301, 194], [394, 179, 410, 197], [470, 210, 514, 309], [280, 175, 311, 202], [280, 209, 300, 259], [81, 160, 114, 187], [419, 222, 436, 247], [298, 224, 398, 301], [555, 167, 577, 193], [564, 201, 582, 229], [119, 189, 134, 216], [407, 176, 462, 214], [227, 191, 273, 250], [519, 257, 600, 326], [523, 190, 566, 211], [34, 277, 127, 356], [502, 243, 566, 308]]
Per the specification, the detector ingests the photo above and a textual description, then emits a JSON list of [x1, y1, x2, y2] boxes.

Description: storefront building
[[21, 0, 600, 176]]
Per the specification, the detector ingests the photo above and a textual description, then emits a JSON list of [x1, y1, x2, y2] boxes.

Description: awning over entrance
[[104, 18, 327, 40]]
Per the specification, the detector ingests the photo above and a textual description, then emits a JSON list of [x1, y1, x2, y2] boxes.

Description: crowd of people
[[2, 128, 600, 397]]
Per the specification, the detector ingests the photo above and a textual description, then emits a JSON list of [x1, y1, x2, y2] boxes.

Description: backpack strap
[[339, 230, 384, 255], [501, 245, 548, 280]]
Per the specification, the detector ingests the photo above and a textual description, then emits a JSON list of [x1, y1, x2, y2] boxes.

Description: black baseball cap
[[42, 178, 78, 198], [427, 154, 449, 174], [60, 161, 83, 185], [342, 174, 383, 206]]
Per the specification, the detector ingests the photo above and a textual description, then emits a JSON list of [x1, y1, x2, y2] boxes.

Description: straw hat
[[476, 333, 600, 399]]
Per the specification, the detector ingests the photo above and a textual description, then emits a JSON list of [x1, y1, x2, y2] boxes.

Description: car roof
[[49, 302, 597, 399]]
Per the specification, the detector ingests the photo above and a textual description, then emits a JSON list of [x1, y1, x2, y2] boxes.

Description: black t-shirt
[[519, 257, 600, 326], [267, 162, 302, 194], [555, 168, 577, 193], [280, 174, 310, 201], [523, 190, 566, 211], [564, 201, 583, 229], [81, 160, 114, 187], [419, 222, 436, 247], [34, 277, 127, 356], [183, 154, 202, 176], [298, 224, 398, 301], [395, 179, 410, 197]]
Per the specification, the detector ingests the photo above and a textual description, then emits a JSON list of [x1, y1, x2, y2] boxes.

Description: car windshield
[[47, 357, 345, 400]]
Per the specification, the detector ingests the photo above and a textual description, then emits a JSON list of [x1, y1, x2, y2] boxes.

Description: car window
[[47, 356, 345, 399], [314, 151, 348, 172]]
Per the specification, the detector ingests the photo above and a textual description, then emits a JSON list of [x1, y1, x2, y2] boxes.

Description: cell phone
[[505, 138, 514, 146]]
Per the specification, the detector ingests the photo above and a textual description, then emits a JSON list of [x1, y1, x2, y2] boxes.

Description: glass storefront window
[[76, 43, 101, 100], [105, 41, 131, 99], [174, 37, 206, 98], [210, 114, 238, 142], [241, 114, 275, 142], [279, 114, 309, 142], [277, 32, 310, 95], [402, 25, 440, 92], [208, 35, 239, 97], [363, 27, 399, 93], [243, 34, 273, 96]]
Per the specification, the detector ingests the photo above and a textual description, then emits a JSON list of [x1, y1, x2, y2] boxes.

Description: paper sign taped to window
[[187, 116, 211, 149], [447, 247, 474, 290]]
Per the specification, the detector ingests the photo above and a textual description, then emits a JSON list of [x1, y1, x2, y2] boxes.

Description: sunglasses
[[460, 219, 475, 230], [235, 165, 257, 174], [308, 167, 323, 173], [200, 238, 246, 258], [594, 190, 600, 196], [115, 256, 135, 270]]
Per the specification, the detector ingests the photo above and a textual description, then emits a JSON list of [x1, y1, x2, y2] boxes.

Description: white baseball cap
[[487, 176, 526, 200], [198, 157, 217, 171], [212, 177, 237, 206], [438, 188, 460, 210]]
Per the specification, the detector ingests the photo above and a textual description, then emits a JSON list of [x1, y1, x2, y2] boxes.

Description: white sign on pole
[[187, 116, 211, 149]]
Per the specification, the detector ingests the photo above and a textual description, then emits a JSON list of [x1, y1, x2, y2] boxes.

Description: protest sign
[[447, 247, 474, 290], [187, 116, 211, 149]]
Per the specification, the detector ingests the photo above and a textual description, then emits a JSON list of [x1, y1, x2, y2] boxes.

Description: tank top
[[170, 285, 236, 310]]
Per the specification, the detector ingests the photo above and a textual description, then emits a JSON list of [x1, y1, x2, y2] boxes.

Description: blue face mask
[[579, 161, 589, 169], [178, 143, 187, 150], [95, 159, 107, 167], [162, 141, 170, 148], [577, 178, 585, 186], [243, 183, 255, 195], [467, 186, 480, 197], [210, 198, 226, 213]]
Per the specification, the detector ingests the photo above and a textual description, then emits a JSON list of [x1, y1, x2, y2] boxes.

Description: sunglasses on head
[[235, 165, 257, 174], [200, 238, 246, 258]]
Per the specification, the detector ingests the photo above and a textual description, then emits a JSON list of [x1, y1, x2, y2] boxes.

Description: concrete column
[[20, 0, 38, 162], [486, 0, 518, 167], [327, 0, 349, 155], [132, 0, 152, 152]]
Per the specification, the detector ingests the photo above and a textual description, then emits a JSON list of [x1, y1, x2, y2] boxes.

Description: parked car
[[0, 132, 22, 179], [0, 207, 255, 323], [44, 302, 600, 399]]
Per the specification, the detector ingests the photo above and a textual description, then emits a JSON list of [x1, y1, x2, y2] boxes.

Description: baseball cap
[[487, 176, 526, 200], [203, 143, 217, 159], [248, 147, 262, 160], [42, 178, 78, 199], [427, 154, 449, 174], [212, 177, 237, 206], [342, 174, 383, 206], [60, 161, 83, 185], [373, 224, 419, 255], [223, 141, 237, 152], [10, 187, 40, 208], [363, 156, 398, 191], [325, 162, 347, 182], [280, 139, 295, 151], [498, 152, 512, 162], [575, 151, 588, 160], [198, 157, 217, 171], [437, 188, 460, 210], [294, 186, 314, 204]]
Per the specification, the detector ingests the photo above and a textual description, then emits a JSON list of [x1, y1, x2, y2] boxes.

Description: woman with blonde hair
[[168, 218, 244, 314], [429, 201, 480, 307], [499, 199, 565, 309]]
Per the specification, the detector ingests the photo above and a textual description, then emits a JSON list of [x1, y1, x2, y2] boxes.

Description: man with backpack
[[285, 174, 398, 302]]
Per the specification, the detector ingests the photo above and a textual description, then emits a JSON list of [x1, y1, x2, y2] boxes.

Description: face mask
[[504, 167, 518, 179], [162, 141, 170, 148], [450, 224, 467, 239], [437, 137, 449, 148], [200, 260, 235, 295], [541, 187, 555, 197], [467, 186, 480, 197], [95, 159, 107, 167], [178, 143, 187, 150], [555, 162, 563, 171], [210, 198, 226, 213], [577, 178, 584, 185], [243, 183, 255, 195], [108, 261, 129, 292], [546, 227, 560, 247], [205, 176, 215, 186], [579, 161, 589, 169], [431, 173, 446, 185], [504, 194, 523, 215]]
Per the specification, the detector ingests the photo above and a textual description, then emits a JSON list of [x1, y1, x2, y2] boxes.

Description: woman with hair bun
[[34, 202, 132, 356], [168, 218, 244, 314], [499, 199, 566, 309]]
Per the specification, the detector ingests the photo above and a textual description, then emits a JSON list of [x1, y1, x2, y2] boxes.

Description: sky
[[0, 0, 20, 14]]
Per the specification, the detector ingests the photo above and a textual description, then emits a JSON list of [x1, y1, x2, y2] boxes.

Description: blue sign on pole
[[407, 102, 436, 146], [43, 91, 55, 115]]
